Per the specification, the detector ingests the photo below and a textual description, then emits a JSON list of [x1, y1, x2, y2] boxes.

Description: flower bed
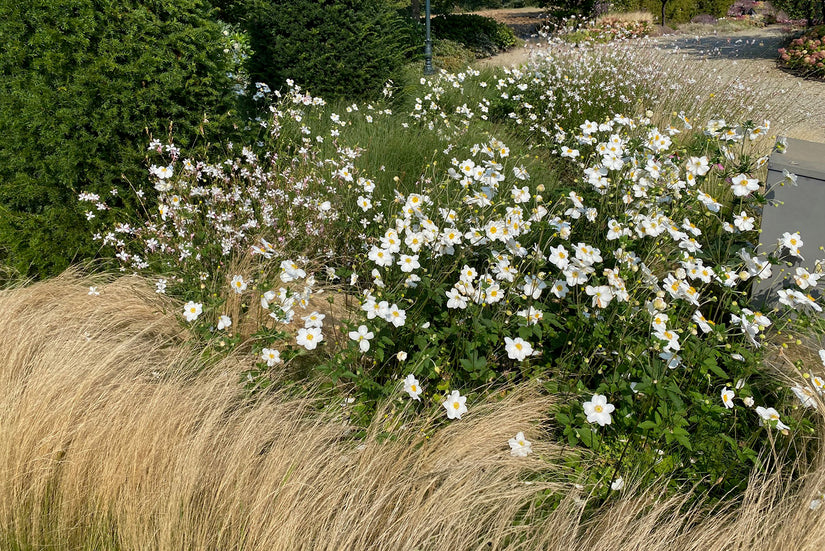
[[79, 39, 825, 500]]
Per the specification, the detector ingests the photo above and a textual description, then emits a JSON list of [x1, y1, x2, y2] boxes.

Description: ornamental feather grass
[[0, 272, 566, 550], [1, 273, 824, 549]]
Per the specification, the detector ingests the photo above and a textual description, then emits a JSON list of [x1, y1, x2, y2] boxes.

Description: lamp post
[[424, 0, 434, 75]]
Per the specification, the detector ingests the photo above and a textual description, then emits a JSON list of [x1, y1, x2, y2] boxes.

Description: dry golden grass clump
[[1, 272, 824, 550], [0, 272, 565, 550]]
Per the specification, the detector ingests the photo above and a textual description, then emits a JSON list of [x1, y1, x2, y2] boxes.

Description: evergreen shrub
[[243, 0, 413, 101], [430, 14, 518, 57], [0, 0, 234, 277]]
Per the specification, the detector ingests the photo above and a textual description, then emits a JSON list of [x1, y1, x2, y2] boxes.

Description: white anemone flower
[[793, 267, 821, 290], [348, 325, 374, 353], [302, 311, 325, 328], [446, 287, 468, 309], [230, 275, 248, 294], [296, 327, 323, 350], [583, 394, 615, 426], [504, 337, 533, 361], [508, 432, 532, 457], [384, 304, 407, 328], [398, 254, 420, 273], [791, 386, 818, 409], [585, 285, 614, 309], [217, 315, 232, 330], [182, 301, 202, 322], [733, 211, 755, 232], [731, 174, 759, 197], [755, 406, 790, 431], [403, 374, 422, 401], [280, 260, 307, 282], [686, 156, 710, 176], [261, 348, 282, 366], [442, 390, 468, 420], [780, 232, 804, 257], [721, 387, 735, 409]]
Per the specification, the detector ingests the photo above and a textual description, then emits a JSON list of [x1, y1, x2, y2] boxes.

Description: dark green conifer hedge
[[241, 0, 412, 101], [0, 0, 234, 277]]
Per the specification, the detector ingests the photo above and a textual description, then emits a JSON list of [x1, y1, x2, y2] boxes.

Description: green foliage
[[241, 0, 413, 102], [433, 39, 479, 71], [430, 14, 518, 57], [541, 0, 595, 20], [634, 0, 736, 24], [772, 0, 825, 24], [0, 0, 235, 277], [430, 0, 541, 11]]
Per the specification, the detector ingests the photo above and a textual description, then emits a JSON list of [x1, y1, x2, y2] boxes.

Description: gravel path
[[475, 25, 825, 143]]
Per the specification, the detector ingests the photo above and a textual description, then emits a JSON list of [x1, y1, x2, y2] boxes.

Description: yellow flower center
[[411, 385, 417, 392], [453, 402, 460, 410], [594, 405, 603, 413]]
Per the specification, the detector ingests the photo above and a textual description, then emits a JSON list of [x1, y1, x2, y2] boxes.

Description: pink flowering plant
[[778, 26, 825, 79]]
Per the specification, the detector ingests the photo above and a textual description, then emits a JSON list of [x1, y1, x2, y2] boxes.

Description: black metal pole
[[424, 0, 433, 75]]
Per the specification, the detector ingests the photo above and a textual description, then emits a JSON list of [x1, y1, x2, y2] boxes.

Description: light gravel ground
[[475, 24, 825, 143]]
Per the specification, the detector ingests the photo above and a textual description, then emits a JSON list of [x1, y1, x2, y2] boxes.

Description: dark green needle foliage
[[241, 0, 413, 102], [0, 0, 235, 277]]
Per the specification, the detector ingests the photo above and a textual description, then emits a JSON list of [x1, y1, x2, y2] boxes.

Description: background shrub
[[430, 14, 518, 57], [0, 0, 235, 278], [429, 0, 542, 13], [771, 0, 825, 25], [240, 0, 413, 101], [553, 0, 737, 24], [636, 0, 736, 24]]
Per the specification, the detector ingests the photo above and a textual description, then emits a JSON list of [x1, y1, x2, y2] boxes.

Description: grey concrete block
[[752, 137, 825, 310]]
